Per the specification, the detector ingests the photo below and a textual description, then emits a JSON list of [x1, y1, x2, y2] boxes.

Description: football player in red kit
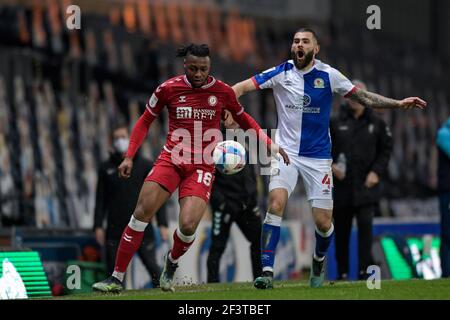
[[92, 44, 289, 293]]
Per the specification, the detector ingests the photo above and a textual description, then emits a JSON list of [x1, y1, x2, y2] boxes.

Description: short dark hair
[[176, 43, 210, 58], [295, 27, 319, 44], [110, 118, 129, 137]]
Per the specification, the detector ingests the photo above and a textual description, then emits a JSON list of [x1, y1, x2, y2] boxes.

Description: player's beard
[[292, 49, 314, 70]]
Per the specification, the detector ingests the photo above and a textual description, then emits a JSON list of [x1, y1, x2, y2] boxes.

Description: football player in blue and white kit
[[231, 28, 427, 289]]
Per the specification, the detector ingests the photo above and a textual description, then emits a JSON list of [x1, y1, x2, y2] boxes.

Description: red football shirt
[[126, 75, 271, 162]]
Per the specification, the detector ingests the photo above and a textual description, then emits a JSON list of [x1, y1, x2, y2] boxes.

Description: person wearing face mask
[[93, 122, 169, 288]]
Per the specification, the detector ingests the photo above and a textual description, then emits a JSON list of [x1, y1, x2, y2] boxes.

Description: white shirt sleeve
[[252, 62, 291, 90], [329, 67, 355, 97]]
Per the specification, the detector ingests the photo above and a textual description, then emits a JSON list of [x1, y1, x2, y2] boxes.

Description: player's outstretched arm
[[232, 78, 257, 99], [349, 87, 427, 110], [118, 109, 156, 179]]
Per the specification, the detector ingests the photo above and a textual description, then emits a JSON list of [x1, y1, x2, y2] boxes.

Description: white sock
[[128, 215, 148, 232], [315, 223, 334, 238], [176, 228, 196, 243], [313, 253, 326, 262], [168, 229, 196, 263], [112, 271, 124, 282], [168, 253, 178, 264], [264, 212, 282, 226]]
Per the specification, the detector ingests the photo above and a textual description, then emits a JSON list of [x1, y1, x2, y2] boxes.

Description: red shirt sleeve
[[125, 85, 168, 158], [145, 83, 168, 116], [125, 109, 156, 159], [223, 86, 272, 148]]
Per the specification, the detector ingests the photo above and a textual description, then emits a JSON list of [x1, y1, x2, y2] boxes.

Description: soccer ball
[[213, 140, 246, 175]]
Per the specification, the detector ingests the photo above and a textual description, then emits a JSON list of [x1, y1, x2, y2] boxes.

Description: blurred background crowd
[[0, 0, 449, 229]]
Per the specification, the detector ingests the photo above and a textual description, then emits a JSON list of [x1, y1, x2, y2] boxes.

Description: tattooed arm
[[349, 87, 427, 110]]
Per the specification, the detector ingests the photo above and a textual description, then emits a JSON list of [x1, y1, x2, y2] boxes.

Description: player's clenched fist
[[118, 157, 133, 179], [271, 144, 290, 165]]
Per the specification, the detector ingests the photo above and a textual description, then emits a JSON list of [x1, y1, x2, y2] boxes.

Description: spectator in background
[[94, 122, 169, 288], [436, 117, 450, 278], [207, 120, 262, 283], [330, 80, 393, 280]]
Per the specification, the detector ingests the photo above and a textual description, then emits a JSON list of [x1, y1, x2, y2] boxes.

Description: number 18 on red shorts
[[145, 150, 215, 202]]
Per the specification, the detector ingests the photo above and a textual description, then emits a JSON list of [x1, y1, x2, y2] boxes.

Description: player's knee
[[314, 214, 333, 232], [133, 203, 152, 223], [179, 224, 196, 236], [179, 218, 197, 236], [268, 198, 285, 215], [316, 220, 332, 233]]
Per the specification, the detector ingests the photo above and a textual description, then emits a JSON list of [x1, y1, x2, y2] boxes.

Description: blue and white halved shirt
[[252, 59, 356, 159]]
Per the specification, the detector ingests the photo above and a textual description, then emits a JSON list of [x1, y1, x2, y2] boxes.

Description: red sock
[[113, 225, 144, 273], [170, 229, 195, 261]]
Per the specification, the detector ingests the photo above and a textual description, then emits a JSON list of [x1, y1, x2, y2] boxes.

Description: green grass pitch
[[54, 278, 450, 300]]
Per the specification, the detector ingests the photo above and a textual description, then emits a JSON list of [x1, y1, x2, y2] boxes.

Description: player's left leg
[[160, 167, 213, 292], [311, 206, 333, 288], [253, 155, 299, 289], [298, 157, 334, 288], [160, 195, 208, 292]]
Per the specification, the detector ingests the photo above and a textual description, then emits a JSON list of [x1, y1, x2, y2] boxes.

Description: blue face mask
[[113, 138, 129, 153]]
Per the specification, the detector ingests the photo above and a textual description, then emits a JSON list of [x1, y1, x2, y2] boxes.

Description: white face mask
[[113, 138, 129, 153]]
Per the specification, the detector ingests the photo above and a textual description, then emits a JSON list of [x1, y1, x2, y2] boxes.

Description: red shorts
[[145, 150, 215, 202]]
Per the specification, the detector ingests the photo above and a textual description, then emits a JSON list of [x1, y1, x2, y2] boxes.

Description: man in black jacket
[[206, 123, 262, 283], [436, 117, 450, 278], [94, 123, 168, 288], [330, 80, 393, 280]]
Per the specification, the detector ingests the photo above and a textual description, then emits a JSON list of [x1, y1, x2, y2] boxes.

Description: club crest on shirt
[[208, 95, 218, 106], [314, 78, 325, 88]]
